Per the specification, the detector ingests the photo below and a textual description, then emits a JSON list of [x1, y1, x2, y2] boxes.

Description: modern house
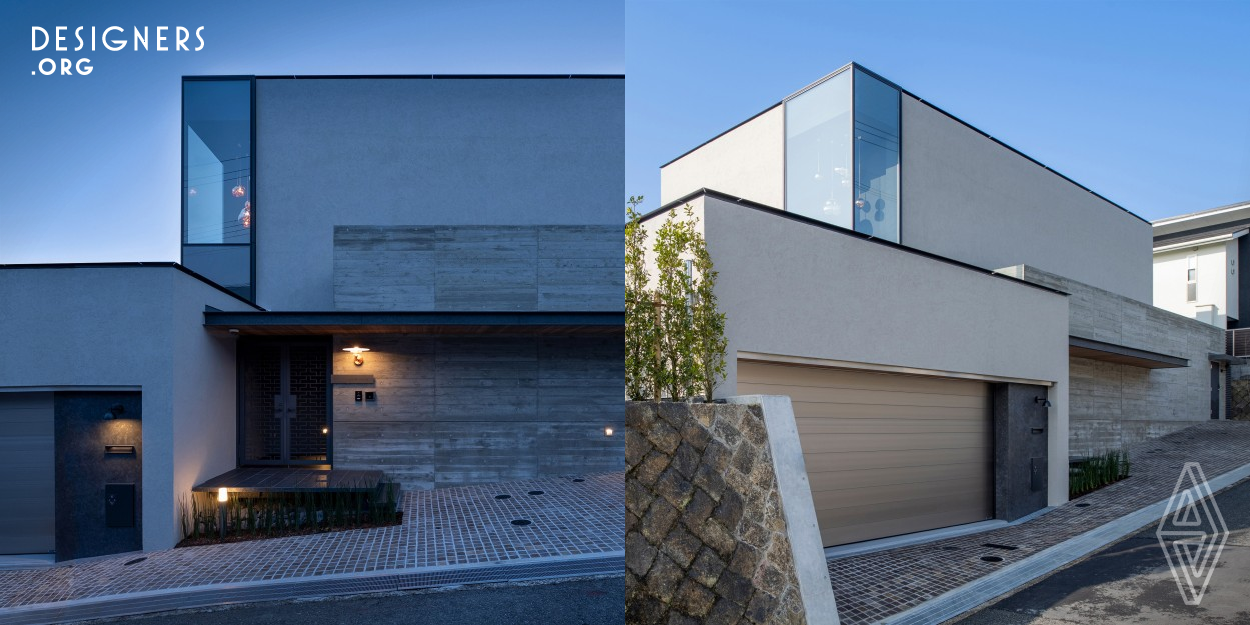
[[1152, 200, 1250, 329], [0, 74, 624, 561], [641, 63, 1226, 548]]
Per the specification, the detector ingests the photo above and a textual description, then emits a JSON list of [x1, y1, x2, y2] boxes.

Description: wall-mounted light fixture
[[103, 404, 125, 420], [342, 346, 370, 366], [322, 426, 329, 435], [1035, 396, 1052, 408], [604, 426, 614, 437]]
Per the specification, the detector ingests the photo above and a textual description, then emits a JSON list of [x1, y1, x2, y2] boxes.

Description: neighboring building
[[1152, 201, 1250, 329], [642, 63, 1226, 548], [0, 75, 624, 560]]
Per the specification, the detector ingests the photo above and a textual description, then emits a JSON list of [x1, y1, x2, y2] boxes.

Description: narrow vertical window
[[1187, 255, 1198, 302], [785, 69, 853, 228], [852, 68, 901, 243], [182, 77, 254, 300]]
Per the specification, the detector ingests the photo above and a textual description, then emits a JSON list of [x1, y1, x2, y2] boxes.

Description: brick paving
[[828, 421, 1250, 625], [0, 471, 623, 610]]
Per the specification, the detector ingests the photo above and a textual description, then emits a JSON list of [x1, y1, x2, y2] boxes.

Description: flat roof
[[659, 62, 1147, 225], [0, 262, 260, 309], [640, 188, 1069, 298], [1069, 336, 1188, 369], [1152, 199, 1250, 227], [203, 310, 623, 336], [186, 74, 622, 80]]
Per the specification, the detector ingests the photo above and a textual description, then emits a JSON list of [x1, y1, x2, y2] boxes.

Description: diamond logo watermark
[[1156, 462, 1228, 605]]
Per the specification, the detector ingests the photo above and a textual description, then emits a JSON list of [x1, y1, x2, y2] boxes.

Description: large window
[[785, 66, 902, 243], [182, 78, 254, 300]]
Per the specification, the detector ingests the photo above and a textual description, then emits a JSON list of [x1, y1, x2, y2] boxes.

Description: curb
[[0, 551, 624, 625], [880, 461, 1250, 625]]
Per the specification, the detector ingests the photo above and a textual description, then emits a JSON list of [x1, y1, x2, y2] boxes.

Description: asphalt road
[[954, 477, 1250, 624], [79, 576, 624, 625]]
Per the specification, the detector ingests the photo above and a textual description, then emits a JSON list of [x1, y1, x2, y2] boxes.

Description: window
[[784, 66, 901, 243], [1187, 255, 1198, 302], [182, 78, 254, 300]]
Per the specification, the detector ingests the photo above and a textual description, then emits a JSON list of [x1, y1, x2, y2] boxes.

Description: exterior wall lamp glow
[[342, 346, 370, 366], [604, 426, 614, 437]]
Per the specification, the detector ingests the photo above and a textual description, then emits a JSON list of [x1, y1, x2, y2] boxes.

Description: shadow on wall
[[55, 392, 142, 561]]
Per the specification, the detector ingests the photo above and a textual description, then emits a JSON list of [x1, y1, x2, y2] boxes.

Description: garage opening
[[0, 392, 54, 555], [737, 360, 993, 547]]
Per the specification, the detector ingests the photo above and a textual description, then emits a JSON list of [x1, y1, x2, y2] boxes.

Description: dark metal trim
[[1069, 336, 1189, 368], [658, 61, 1148, 225], [0, 262, 262, 309], [1209, 353, 1245, 365], [250, 74, 623, 80], [640, 188, 1069, 297], [206, 310, 625, 327]]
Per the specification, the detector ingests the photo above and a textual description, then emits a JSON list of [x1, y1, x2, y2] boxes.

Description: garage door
[[738, 361, 992, 547], [0, 393, 55, 555]]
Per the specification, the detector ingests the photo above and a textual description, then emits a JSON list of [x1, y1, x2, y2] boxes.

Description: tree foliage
[[625, 198, 727, 402]]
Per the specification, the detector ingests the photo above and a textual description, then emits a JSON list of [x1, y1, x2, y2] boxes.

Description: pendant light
[[238, 200, 252, 229]]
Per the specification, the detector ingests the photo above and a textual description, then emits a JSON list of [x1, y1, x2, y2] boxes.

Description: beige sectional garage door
[[738, 361, 992, 547], [0, 392, 55, 555]]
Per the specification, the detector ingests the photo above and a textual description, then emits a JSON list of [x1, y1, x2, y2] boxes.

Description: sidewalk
[[0, 472, 624, 624], [825, 421, 1250, 625]]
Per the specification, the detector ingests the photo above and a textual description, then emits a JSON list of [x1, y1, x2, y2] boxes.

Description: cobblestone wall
[[625, 402, 807, 625]]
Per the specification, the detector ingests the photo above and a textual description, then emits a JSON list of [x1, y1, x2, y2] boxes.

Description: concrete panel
[[1011, 265, 1225, 455], [900, 95, 1151, 303], [330, 334, 624, 490], [660, 105, 785, 208], [256, 78, 624, 311]]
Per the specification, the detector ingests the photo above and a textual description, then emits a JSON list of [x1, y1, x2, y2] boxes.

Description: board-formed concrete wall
[[1006, 265, 1225, 455], [255, 77, 624, 311], [332, 225, 623, 312], [331, 333, 624, 490], [625, 399, 837, 625]]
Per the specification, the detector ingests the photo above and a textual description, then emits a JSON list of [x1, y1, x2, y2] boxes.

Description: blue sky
[[2, 1, 1247, 263], [626, 0, 1250, 220], [0, 0, 622, 263]]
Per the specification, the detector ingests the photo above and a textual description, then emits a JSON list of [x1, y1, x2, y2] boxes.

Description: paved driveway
[[954, 476, 1250, 624]]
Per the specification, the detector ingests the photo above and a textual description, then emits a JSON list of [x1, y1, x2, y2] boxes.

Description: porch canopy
[[203, 309, 624, 336], [1068, 336, 1188, 369]]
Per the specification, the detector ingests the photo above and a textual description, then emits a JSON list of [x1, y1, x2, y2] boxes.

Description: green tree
[[624, 199, 727, 401], [624, 197, 658, 400], [689, 226, 727, 402]]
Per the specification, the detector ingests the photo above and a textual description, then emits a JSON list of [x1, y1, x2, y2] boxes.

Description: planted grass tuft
[[177, 480, 401, 547], [1069, 449, 1131, 499]]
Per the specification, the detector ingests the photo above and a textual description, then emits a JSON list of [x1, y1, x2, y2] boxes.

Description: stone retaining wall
[[625, 401, 807, 625]]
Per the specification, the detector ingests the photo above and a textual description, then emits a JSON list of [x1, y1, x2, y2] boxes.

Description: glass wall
[[182, 78, 253, 300], [784, 66, 902, 243], [785, 69, 853, 228], [852, 69, 901, 242]]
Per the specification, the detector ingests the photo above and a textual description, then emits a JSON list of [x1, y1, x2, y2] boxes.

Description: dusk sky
[[2, 1, 1247, 263], [0, 0, 622, 263]]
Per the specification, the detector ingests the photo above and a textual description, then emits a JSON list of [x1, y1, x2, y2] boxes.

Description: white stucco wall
[[657, 84, 1152, 305], [1153, 242, 1236, 327], [899, 96, 1151, 304], [0, 266, 255, 550], [659, 105, 784, 208], [642, 194, 1072, 505], [255, 77, 624, 311]]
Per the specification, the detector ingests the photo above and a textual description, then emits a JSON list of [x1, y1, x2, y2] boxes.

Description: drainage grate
[[940, 546, 960, 551], [123, 557, 147, 566], [981, 556, 1003, 563], [494, 494, 511, 500], [1075, 503, 1090, 507], [982, 543, 1018, 551], [572, 479, 585, 483], [511, 519, 532, 526], [528, 490, 544, 496]]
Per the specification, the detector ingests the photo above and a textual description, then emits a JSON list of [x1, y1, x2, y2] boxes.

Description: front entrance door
[[239, 340, 330, 465]]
